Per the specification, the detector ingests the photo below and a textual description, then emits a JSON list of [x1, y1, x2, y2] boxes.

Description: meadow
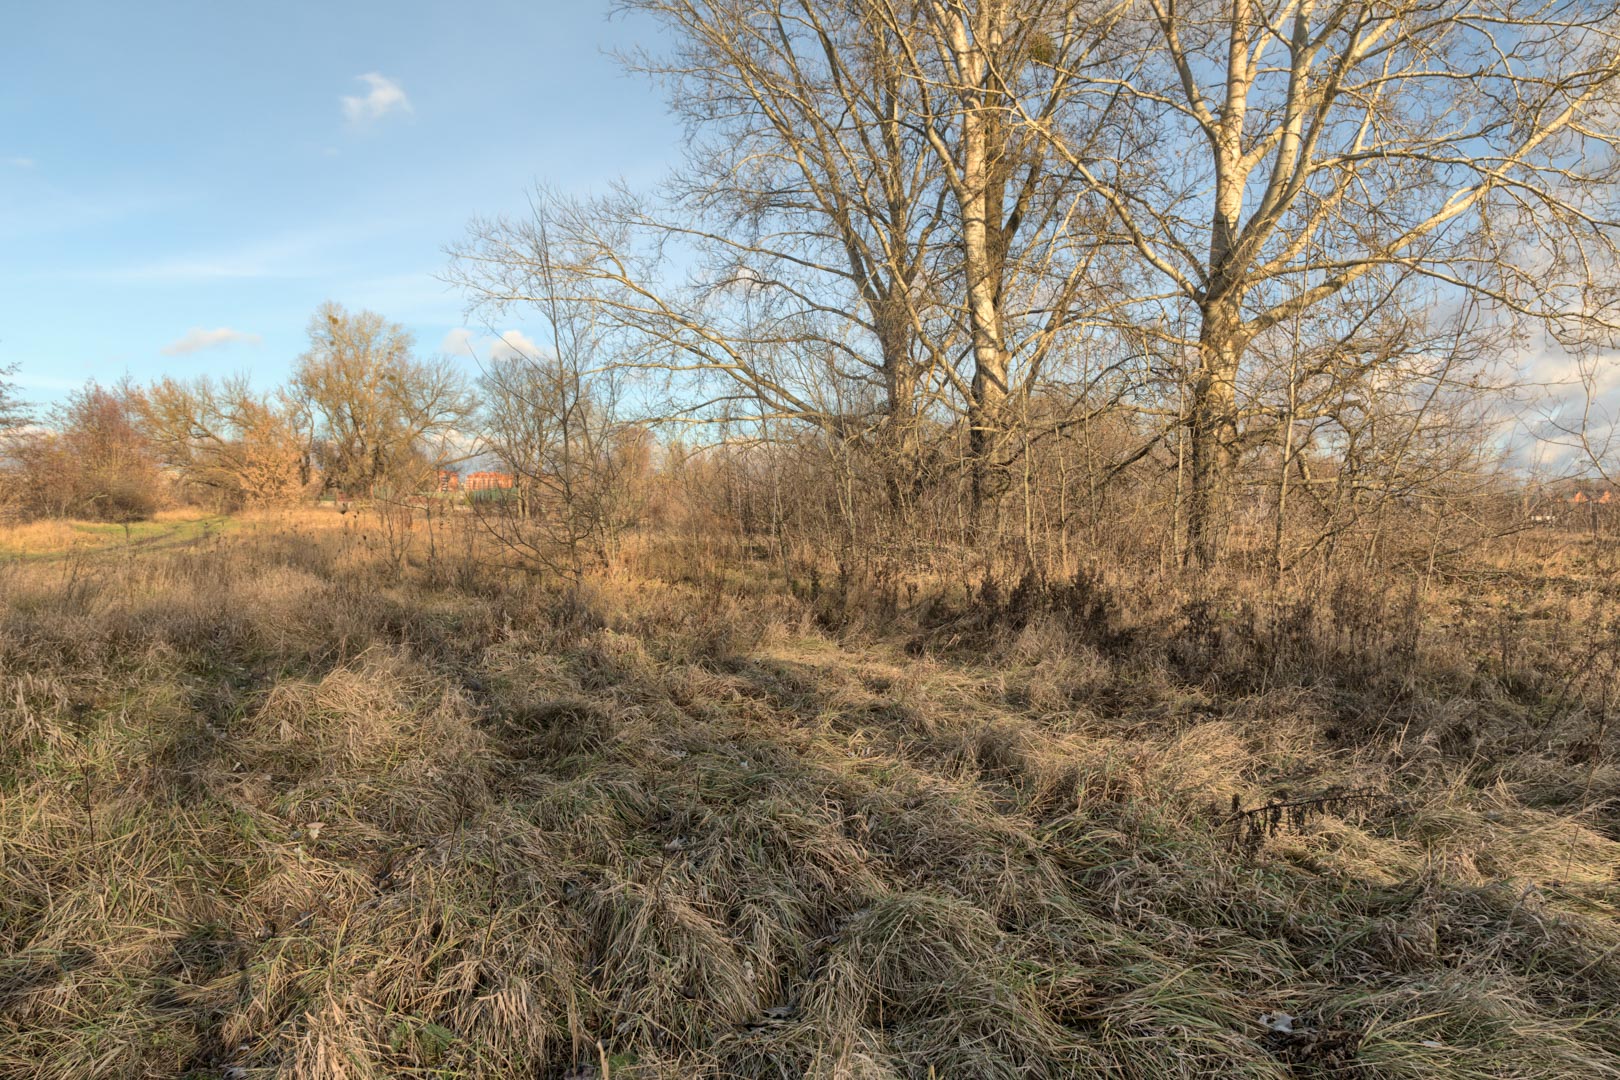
[[1, 508, 1618, 1078], [0, 510, 232, 561]]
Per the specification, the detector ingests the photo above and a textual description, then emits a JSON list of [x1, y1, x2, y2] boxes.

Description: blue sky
[[0, 0, 1598, 464], [0, 1, 674, 405]]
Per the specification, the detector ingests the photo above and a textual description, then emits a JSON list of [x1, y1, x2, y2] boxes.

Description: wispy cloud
[[121, 258, 281, 282], [0, 184, 183, 245], [1507, 331, 1620, 473], [11, 372, 85, 392], [5, 156, 34, 169], [81, 220, 404, 284], [161, 327, 263, 356], [342, 73, 411, 124], [440, 328, 543, 362]]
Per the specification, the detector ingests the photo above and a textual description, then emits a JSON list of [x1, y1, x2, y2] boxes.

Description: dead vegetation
[[2, 509, 1619, 1079]]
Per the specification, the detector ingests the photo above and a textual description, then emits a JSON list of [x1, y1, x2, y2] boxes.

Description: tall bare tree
[[450, 0, 1140, 530], [454, 1, 952, 509], [1007, 0, 1620, 563], [883, 0, 1140, 512]]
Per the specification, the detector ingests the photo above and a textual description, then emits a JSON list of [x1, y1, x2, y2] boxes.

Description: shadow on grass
[[1, 525, 1618, 1077]]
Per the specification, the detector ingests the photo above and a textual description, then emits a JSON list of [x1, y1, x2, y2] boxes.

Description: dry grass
[[1, 509, 1618, 1077], [0, 506, 229, 559]]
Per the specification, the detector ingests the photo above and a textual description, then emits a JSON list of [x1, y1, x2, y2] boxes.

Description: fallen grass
[[1, 510, 1618, 1077]]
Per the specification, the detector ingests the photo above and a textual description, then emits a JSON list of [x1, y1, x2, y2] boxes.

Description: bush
[[1, 381, 165, 522]]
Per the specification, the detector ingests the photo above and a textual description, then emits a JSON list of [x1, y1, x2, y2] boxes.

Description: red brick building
[[464, 471, 515, 492]]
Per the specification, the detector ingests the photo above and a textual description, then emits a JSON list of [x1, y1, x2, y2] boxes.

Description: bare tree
[[0, 363, 27, 431], [1250, 288, 1514, 574], [471, 214, 655, 578], [1006, 0, 1620, 563], [291, 302, 475, 501], [883, 0, 1142, 513], [7, 380, 164, 524], [138, 375, 307, 508], [629, 0, 956, 503], [0, 364, 34, 520], [453, 0, 953, 510], [450, 0, 1142, 534]]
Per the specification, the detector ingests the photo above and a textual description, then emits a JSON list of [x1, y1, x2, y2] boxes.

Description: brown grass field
[[2, 508, 1619, 1078]]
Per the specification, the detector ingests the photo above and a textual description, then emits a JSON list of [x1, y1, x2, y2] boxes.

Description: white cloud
[[342, 73, 412, 124], [124, 258, 274, 282], [488, 330, 540, 361], [6, 156, 34, 169], [439, 328, 543, 362], [440, 328, 477, 356], [1506, 330, 1620, 473], [161, 327, 263, 356]]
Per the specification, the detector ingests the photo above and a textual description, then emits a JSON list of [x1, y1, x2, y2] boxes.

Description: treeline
[[0, 294, 1530, 589], [0, 306, 479, 522], [0, 307, 665, 578]]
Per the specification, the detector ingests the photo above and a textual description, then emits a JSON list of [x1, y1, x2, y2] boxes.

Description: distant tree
[[7, 380, 164, 522], [290, 302, 475, 499], [0, 364, 31, 520], [138, 375, 308, 508], [473, 233, 654, 575]]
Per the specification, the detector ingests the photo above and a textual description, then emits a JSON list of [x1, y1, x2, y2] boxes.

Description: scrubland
[[2, 509, 1619, 1078]]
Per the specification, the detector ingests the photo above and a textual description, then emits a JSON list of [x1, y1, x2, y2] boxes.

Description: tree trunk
[[1187, 45, 1250, 569], [946, 1, 1010, 523], [875, 300, 924, 516], [1185, 309, 1242, 567]]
